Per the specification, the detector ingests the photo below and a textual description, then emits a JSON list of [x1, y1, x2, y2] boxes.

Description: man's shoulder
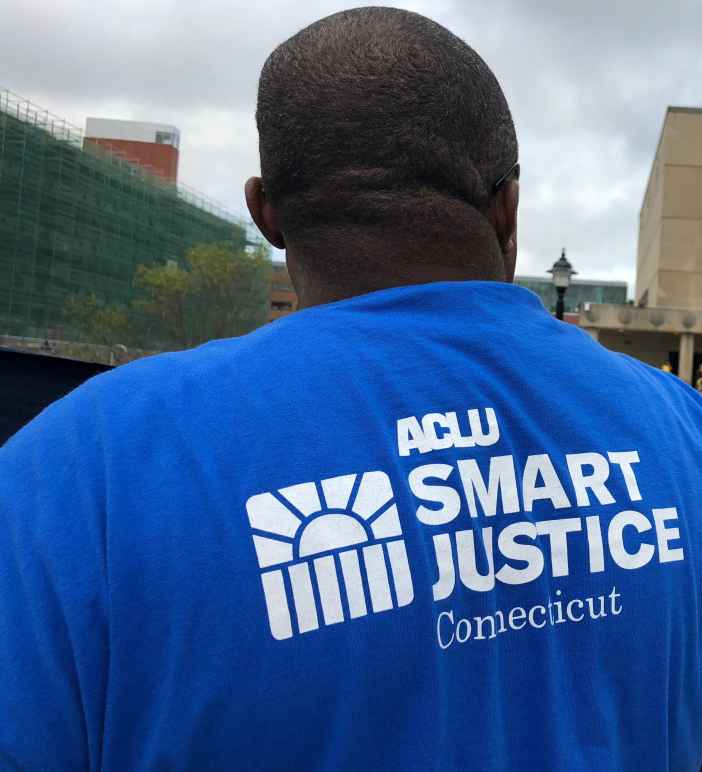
[[76, 314, 320, 400], [587, 343, 702, 435], [611, 348, 702, 402], [522, 320, 702, 440]]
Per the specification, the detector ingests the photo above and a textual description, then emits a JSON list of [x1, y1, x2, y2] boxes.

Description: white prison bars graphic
[[260, 538, 414, 640]]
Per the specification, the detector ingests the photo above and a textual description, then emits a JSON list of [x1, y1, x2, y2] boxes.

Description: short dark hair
[[256, 7, 517, 280]]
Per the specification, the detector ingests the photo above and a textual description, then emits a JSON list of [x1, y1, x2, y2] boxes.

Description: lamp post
[[548, 248, 577, 321]]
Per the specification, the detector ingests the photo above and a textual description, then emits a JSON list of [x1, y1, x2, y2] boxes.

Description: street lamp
[[548, 248, 577, 321]]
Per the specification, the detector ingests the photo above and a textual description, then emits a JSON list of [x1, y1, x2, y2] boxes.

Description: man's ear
[[494, 179, 519, 282], [245, 177, 286, 250]]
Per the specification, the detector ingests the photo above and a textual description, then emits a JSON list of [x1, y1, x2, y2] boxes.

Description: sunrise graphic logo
[[246, 471, 414, 640]]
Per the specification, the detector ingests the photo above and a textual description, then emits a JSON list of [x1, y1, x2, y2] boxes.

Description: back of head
[[256, 7, 518, 294]]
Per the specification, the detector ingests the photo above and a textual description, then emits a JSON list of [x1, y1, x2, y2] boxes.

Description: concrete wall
[[0, 335, 153, 366], [581, 302, 702, 335], [637, 107, 702, 308], [637, 151, 663, 304]]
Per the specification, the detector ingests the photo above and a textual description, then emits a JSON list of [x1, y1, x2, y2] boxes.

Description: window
[[155, 131, 174, 145]]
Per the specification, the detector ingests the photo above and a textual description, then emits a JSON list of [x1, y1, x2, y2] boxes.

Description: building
[[84, 117, 180, 182], [515, 275, 627, 314], [636, 107, 702, 309], [263, 264, 625, 326], [269, 261, 297, 321], [580, 106, 702, 384], [0, 88, 246, 341]]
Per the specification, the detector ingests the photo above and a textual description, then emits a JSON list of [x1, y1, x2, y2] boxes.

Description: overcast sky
[[3, 0, 701, 289]]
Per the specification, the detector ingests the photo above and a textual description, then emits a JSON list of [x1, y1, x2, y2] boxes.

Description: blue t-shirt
[[1, 281, 701, 771]]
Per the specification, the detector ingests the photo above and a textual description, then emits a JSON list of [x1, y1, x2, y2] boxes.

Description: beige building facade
[[637, 107, 702, 308], [581, 106, 702, 385]]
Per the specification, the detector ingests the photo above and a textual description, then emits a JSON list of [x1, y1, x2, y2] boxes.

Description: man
[[1, 8, 701, 771]]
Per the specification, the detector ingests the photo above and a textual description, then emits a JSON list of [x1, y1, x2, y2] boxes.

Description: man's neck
[[293, 263, 510, 310]]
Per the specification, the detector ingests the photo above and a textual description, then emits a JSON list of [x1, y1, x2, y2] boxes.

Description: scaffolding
[[0, 88, 247, 339]]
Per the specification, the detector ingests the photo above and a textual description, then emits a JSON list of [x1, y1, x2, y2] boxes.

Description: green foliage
[[133, 261, 191, 347], [63, 241, 273, 352], [63, 293, 130, 347]]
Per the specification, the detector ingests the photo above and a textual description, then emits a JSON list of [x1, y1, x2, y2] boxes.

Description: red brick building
[[269, 262, 297, 321], [84, 118, 180, 182]]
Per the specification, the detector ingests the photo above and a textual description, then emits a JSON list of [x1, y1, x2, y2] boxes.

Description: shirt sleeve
[[0, 384, 109, 771]]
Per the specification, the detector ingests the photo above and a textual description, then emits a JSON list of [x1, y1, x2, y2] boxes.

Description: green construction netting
[[0, 91, 248, 341]]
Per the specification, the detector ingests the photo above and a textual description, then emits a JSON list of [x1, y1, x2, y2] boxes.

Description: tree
[[132, 261, 191, 347], [63, 293, 130, 347], [63, 241, 273, 353], [135, 242, 272, 348]]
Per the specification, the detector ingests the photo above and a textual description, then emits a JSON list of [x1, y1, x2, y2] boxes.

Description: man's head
[[246, 6, 519, 307]]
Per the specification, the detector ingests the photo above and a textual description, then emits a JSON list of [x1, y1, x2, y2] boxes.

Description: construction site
[[0, 89, 247, 342]]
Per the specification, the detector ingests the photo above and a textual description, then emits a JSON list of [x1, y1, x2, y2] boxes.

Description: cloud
[[2, 0, 701, 287]]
